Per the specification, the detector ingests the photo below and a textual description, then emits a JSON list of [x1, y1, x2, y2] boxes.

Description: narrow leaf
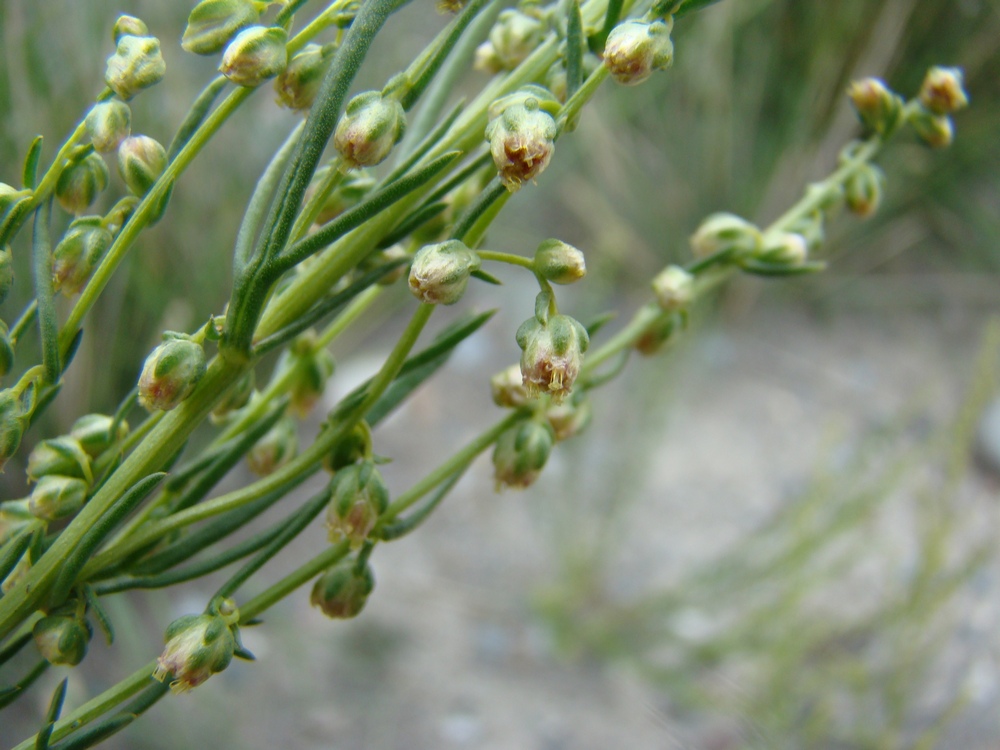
[[32, 200, 59, 384], [48, 715, 134, 750], [739, 259, 827, 277], [471, 268, 503, 286], [35, 678, 68, 750], [0, 526, 34, 582], [83, 586, 115, 645], [23, 136, 43, 189], [565, 0, 584, 98]]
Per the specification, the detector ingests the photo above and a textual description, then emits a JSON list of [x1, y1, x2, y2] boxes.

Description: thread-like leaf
[[31, 200, 59, 384], [23, 137, 43, 190]]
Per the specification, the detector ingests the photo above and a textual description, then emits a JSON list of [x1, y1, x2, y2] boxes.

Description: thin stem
[[8, 301, 38, 347], [476, 250, 534, 270], [238, 540, 350, 622]]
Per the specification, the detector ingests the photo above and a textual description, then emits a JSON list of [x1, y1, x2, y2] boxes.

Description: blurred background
[[1, 0, 999, 747]]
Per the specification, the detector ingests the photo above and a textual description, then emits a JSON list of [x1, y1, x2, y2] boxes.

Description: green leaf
[[31, 200, 59, 385], [565, 0, 584, 98], [583, 310, 617, 337], [48, 715, 134, 750], [35, 678, 68, 750], [23, 137, 43, 190], [471, 268, 503, 286], [0, 526, 34, 583], [82, 586, 114, 645], [739, 259, 827, 277]]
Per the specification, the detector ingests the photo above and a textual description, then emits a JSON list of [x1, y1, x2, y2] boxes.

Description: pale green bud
[[105, 34, 166, 100], [918, 66, 968, 116], [846, 77, 903, 135], [844, 164, 884, 218], [0, 499, 33, 545], [220, 25, 288, 87], [490, 364, 530, 408], [183, 0, 267, 55], [326, 461, 389, 547], [112, 15, 148, 45], [52, 217, 113, 296], [311, 558, 375, 619], [247, 416, 297, 476], [910, 105, 954, 149], [0, 384, 36, 473], [29, 475, 88, 521], [473, 41, 504, 74], [70, 413, 129, 458], [321, 421, 372, 474], [117, 135, 167, 197], [210, 370, 255, 423], [0, 245, 12, 305], [488, 9, 543, 70], [85, 101, 132, 154], [408, 240, 481, 305], [534, 239, 586, 285], [545, 395, 592, 442], [604, 18, 674, 86], [486, 95, 557, 192], [153, 605, 238, 693], [275, 43, 334, 111], [757, 230, 808, 265], [333, 91, 406, 169], [55, 152, 109, 215], [652, 265, 694, 312], [26, 436, 92, 484], [33, 614, 92, 666], [278, 333, 335, 417], [516, 311, 589, 402], [138, 337, 207, 411], [689, 213, 762, 259], [492, 420, 555, 490], [634, 314, 681, 357]]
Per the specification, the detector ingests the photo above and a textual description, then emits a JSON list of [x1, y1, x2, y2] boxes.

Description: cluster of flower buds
[[911, 66, 968, 149], [408, 240, 481, 305], [486, 87, 559, 192], [105, 16, 166, 101], [247, 415, 298, 476], [603, 17, 675, 86], [55, 151, 109, 215], [138, 334, 207, 411], [154, 598, 243, 693], [311, 557, 375, 618], [333, 90, 407, 170], [325, 460, 389, 547], [516, 291, 589, 402], [33, 607, 93, 666], [474, 7, 544, 73]]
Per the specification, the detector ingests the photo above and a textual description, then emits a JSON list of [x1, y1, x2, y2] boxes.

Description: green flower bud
[[220, 25, 288, 87], [70, 413, 129, 459], [757, 230, 808, 266], [918, 66, 968, 116], [0, 383, 36, 473], [26, 436, 93, 484], [55, 152, 109, 215], [275, 43, 334, 111], [117, 135, 167, 197], [846, 77, 904, 135], [910, 105, 954, 149], [326, 461, 389, 547], [534, 239, 586, 285], [604, 18, 674, 86], [652, 265, 694, 312], [29, 475, 88, 521], [0, 322, 12, 379], [473, 41, 504, 74], [85, 101, 132, 154], [138, 337, 207, 411], [492, 419, 555, 490], [333, 91, 407, 169], [490, 364, 530, 408], [104, 195, 140, 235], [634, 313, 681, 357], [52, 217, 113, 296], [310, 558, 375, 619], [278, 334, 335, 417], [183, 0, 267, 55], [488, 9, 543, 70], [112, 15, 148, 45], [33, 615, 91, 666], [0, 244, 13, 305], [545, 395, 592, 442], [105, 34, 166, 100], [247, 415, 297, 476], [516, 309, 589, 403], [486, 95, 557, 192], [844, 164, 884, 218], [408, 240, 481, 305], [153, 604, 239, 693], [689, 213, 762, 259], [210, 370, 255, 423], [321, 421, 372, 474], [0, 499, 33, 545]]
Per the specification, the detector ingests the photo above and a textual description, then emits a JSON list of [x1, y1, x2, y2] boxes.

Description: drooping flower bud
[[85, 101, 132, 154], [29, 475, 88, 521], [0, 245, 13, 305], [486, 94, 557, 192], [138, 336, 207, 411], [603, 18, 674, 86], [490, 364, 530, 408], [275, 43, 334, 111], [247, 415, 298, 476], [321, 421, 372, 474], [408, 240, 481, 305], [487, 9, 543, 70], [757, 230, 809, 266], [117, 135, 167, 197], [112, 15, 148, 45], [0, 499, 33, 545], [333, 91, 407, 170], [311, 558, 375, 619], [846, 77, 903, 135], [634, 313, 681, 356], [210, 370, 255, 423], [652, 265, 695, 312], [55, 152, 109, 215], [534, 239, 586, 285], [844, 163, 884, 218], [52, 217, 113, 296], [220, 25, 288, 87], [105, 34, 166, 100], [33, 614, 92, 666], [326, 461, 389, 547], [689, 213, 762, 259], [545, 395, 592, 442], [492, 419, 555, 490], [153, 601, 239, 693], [516, 305, 589, 402], [183, 0, 266, 55], [70, 413, 129, 458], [0, 322, 12, 379], [278, 333, 335, 417], [918, 66, 968, 116], [26, 437, 93, 484], [910, 106, 954, 149], [0, 383, 36, 473]]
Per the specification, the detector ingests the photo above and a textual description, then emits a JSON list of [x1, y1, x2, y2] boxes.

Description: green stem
[[238, 541, 350, 622], [8, 301, 38, 348], [476, 250, 535, 270]]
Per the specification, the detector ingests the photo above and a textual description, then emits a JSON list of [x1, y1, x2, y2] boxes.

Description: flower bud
[[117, 135, 167, 197], [275, 43, 334, 111], [333, 91, 406, 169], [112, 15, 148, 44], [634, 313, 681, 356], [52, 217, 113, 296], [487, 9, 543, 70], [70, 413, 129, 458], [29, 475, 88, 521], [918, 66, 968, 115], [326, 461, 388, 547], [85, 101, 132, 154], [910, 106, 954, 149], [652, 265, 695, 311], [545, 395, 592, 442], [408, 240, 481, 305], [138, 337, 207, 411], [0, 322, 12, 379], [844, 164, 883, 218], [757, 230, 808, 266], [105, 34, 166, 100], [33, 615, 91, 666], [534, 239, 586, 285], [603, 18, 674, 86], [490, 364, 530, 408], [785, 211, 825, 252], [516, 310, 589, 402], [473, 42, 504, 74], [280, 335, 335, 417], [26, 437, 92, 484], [486, 95, 557, 192], [220, 25, 288, 87], [247, 415, 297, 476], [183, 0, 266, 55], [311, 558, 375, 619], [154, 605, 238, 693], [55, 152, 109, 215], [846, 77, 903, 135], [689, 213, 762, 259], [321, 421, 372, 474], [210, 370, 255, 423], [0, 384, 36, 473], [492, 420, 555, 490], [0, 245, 13, 305], [0, 499, 33, 545]]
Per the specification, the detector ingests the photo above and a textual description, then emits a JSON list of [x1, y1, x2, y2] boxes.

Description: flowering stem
[[476, 250, 535, 270]]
